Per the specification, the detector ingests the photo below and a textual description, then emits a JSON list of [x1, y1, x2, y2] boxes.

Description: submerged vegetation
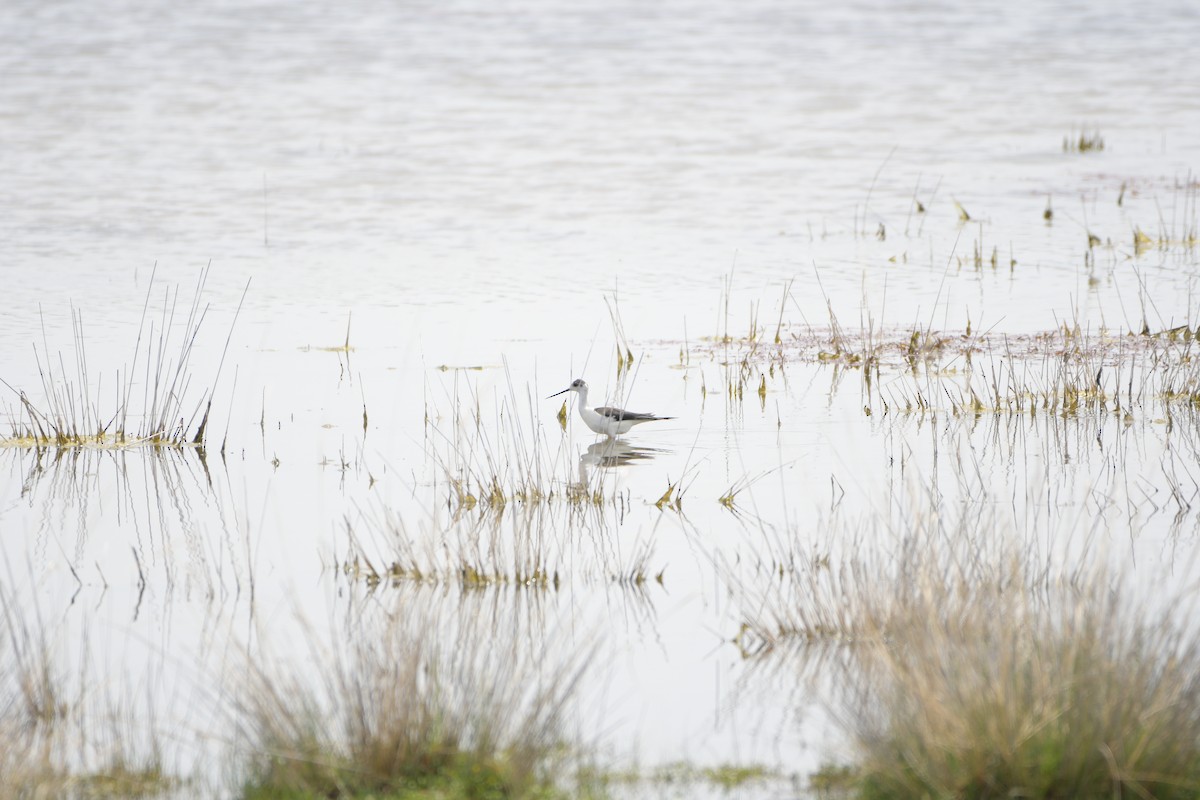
[[1063, 128, 1105, 153], [578, 761, 781, 796], [683, 283, 1200, 426], [339, 490, 657, 591]]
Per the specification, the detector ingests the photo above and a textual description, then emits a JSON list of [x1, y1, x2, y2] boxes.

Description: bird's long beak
[[547, 387, 570, 399]]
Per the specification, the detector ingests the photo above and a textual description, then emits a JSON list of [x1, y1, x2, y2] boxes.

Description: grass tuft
[[752, 496, 1200, 800], [844, 565, 1200, 799], [233, 602, 587, 800], [1, 266, 243, 450], [0, 583, 176, 799], [1064, 128, 1105, 153]]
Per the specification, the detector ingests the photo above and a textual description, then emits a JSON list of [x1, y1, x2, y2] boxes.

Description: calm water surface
[[2, 0, 1200, 794]]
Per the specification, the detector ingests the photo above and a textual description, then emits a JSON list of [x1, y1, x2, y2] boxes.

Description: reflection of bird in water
[[582, 439, 662, 468], [576, 439, 665, 487], [547, 378, 673, 438]]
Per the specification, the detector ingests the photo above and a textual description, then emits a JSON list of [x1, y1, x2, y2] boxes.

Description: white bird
[[548, 379, 673, 438]]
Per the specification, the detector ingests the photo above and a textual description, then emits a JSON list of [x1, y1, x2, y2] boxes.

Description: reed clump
[[233, 602, 586, 800], [842, 560, 1200, 799], [735, 493, 1200, 798], [0, 588, 175, 799], [724, 453, 1200, 796], [1, 267, 241, 451], [748, 496, 1200, 799]]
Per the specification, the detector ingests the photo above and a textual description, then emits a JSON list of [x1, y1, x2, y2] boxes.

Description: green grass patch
[[809, 763, 857, 798], [241, 748, 560, 799], [71, 761, 176, 798], [700, 763, 772, 790]]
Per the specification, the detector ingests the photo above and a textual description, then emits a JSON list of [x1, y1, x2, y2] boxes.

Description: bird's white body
[[549, 379, 672, 438]]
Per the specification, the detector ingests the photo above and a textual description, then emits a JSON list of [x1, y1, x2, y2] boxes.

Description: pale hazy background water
[[2, 0, 1200, 793], [4, 0, 1200, 341]]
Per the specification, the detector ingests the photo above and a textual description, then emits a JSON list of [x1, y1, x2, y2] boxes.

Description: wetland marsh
[[4, 0, 1200, 797]]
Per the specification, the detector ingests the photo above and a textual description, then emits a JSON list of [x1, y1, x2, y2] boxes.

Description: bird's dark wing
[[594, 406, 673, 421]]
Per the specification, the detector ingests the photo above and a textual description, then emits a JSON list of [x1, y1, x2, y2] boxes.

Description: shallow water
[[2, 0, 1200, 794]]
